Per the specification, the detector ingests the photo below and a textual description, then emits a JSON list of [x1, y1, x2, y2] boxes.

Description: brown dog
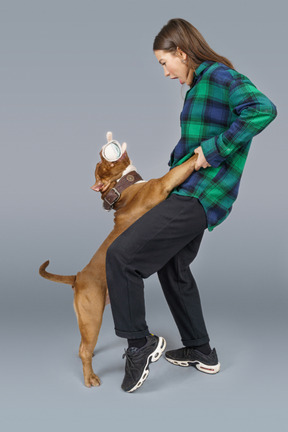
[[39, 132, 198, 387]]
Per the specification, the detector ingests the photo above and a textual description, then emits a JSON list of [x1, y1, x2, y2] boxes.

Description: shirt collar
[[190, 61, 214, 88], [194, 60, 214, 77]]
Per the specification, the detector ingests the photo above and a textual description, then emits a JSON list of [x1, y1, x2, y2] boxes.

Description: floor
[[1, 270, 287, 432]]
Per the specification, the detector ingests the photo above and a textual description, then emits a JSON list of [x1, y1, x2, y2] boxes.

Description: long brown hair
[[153, 18, 234, 71]]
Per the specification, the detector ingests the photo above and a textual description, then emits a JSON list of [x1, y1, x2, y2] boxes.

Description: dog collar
[[103, 170, 143, 210]]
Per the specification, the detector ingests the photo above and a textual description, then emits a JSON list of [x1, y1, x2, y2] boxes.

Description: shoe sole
[[126, 337, 167, 393], [165, 357, 220, 374]]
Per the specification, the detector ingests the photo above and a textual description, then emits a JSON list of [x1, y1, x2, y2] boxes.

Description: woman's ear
[[176, 47, 187, 61]]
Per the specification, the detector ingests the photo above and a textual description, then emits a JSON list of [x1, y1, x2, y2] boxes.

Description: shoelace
[[122, 348, 143, 378], [122, 347, 138, 360]]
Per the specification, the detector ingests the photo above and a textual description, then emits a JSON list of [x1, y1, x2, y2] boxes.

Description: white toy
[[101, 131, 127, 162]]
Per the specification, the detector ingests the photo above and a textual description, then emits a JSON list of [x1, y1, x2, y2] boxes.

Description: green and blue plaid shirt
[[170, 61, 277, 231]]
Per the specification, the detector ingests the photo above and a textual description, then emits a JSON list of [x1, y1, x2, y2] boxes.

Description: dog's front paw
[[84, 372, 101, 388]]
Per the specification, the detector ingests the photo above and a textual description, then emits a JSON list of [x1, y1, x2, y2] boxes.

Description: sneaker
[[165, 346, 220, 374], [121, 334, 166, 392]]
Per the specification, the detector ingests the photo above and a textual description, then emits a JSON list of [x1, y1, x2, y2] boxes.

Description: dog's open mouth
[[100, 183, 111, 193], [91, 183, 106, 192]]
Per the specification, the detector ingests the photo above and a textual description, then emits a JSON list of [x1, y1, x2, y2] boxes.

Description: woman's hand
[[194, 146, 211, 171]]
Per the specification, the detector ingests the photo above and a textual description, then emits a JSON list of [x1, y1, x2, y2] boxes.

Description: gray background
[[1, 0, 287, 430]]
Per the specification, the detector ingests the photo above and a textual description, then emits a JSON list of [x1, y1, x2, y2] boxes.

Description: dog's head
[[91, 131, 131, 195]]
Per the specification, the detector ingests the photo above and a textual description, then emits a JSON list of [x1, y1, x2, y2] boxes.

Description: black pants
[[106, 194, 210, 347]]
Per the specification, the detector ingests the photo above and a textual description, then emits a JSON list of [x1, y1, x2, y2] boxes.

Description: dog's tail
[[39, 260, 76, 285]]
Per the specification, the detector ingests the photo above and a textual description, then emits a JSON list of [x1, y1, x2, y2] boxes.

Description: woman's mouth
[[171, 76, 184, 84]]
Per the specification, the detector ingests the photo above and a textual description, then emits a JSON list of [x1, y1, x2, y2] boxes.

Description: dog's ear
[[106, 131, 113, 142], [121, 142, 127, 154]]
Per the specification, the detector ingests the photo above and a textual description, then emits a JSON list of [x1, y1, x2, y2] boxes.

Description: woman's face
[[154, 49, 193, 85]]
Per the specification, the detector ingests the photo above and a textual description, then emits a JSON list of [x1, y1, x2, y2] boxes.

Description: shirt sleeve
[[201, 74, 277, 168]]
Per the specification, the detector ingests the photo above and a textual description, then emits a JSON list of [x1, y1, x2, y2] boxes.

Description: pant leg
[[157, 232, 209, 347], [106, 194, 207, 340]]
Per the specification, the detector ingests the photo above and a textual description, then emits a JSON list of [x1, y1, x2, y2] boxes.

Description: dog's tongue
[[91, 182, 104, 192]]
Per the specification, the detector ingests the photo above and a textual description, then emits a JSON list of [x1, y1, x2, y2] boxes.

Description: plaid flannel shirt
[[169, 61, 277, 231]]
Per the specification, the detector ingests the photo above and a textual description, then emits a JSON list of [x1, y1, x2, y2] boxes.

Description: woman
[[106, 18, 277, 393]]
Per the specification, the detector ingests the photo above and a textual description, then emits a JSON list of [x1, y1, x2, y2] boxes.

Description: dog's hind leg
[[73, 271, 106, 387]]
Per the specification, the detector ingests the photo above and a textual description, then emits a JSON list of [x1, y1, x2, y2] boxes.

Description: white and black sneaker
[[165, 346, 220, 374], [121, 335, 166, 392]]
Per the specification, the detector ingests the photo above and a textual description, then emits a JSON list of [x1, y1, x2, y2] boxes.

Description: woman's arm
[[200, 75, 277, 168]]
